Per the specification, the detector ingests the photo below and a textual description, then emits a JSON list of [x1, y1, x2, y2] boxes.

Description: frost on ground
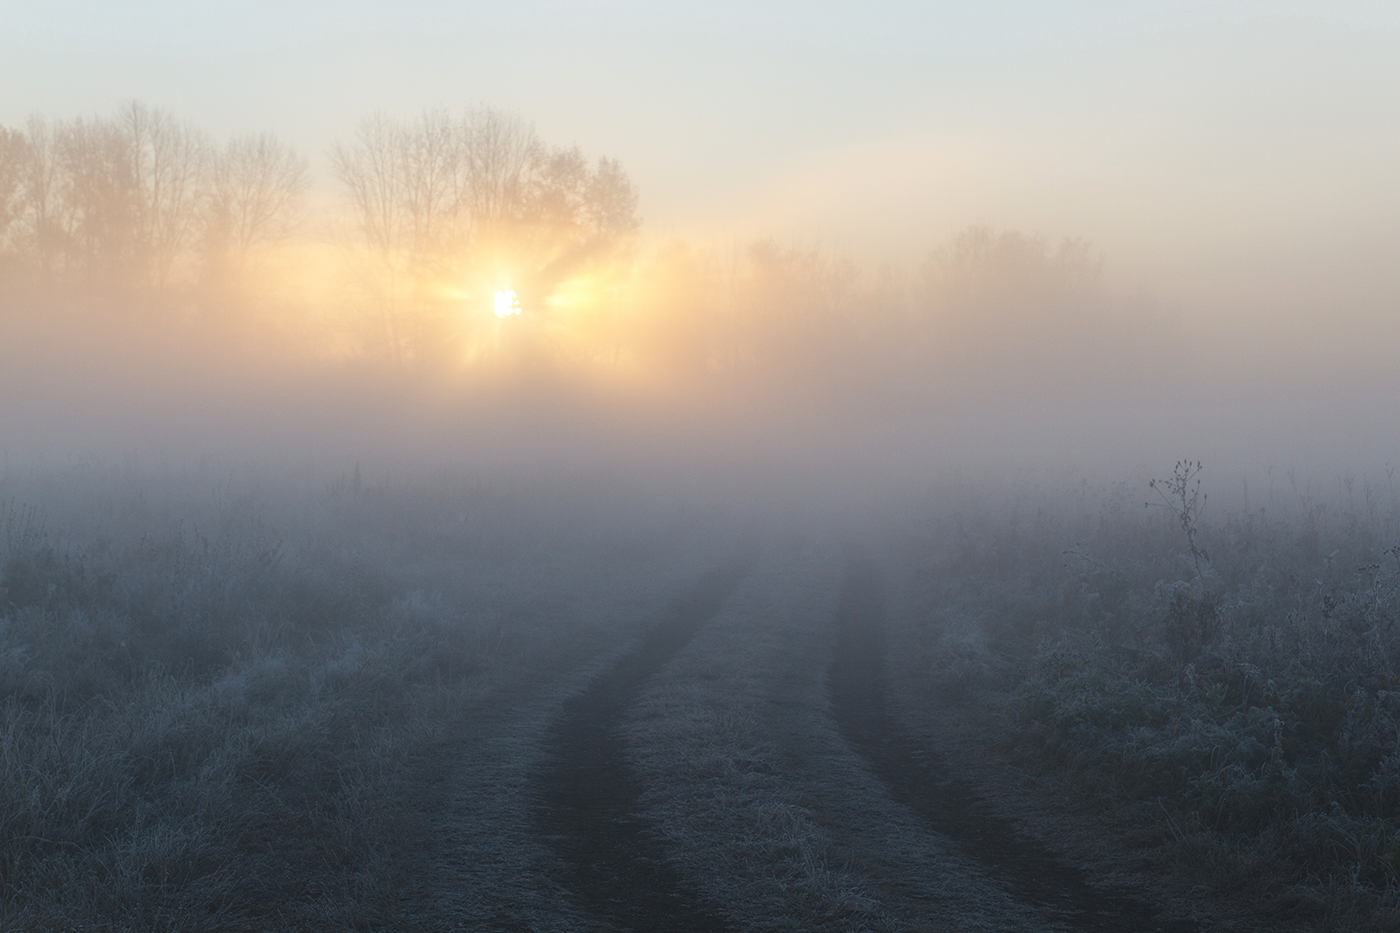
[[623, 533, 1049, 932], [0, 470, 734, 932]]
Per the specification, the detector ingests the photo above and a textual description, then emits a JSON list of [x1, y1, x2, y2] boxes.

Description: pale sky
[[4, 1, 1399, 315]]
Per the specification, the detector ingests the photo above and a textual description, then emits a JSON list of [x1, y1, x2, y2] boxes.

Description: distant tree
[[520, 147, 639, 248], [119, 102, 209, 290], [397, 112, 466, 269], [330, 113, 404, 266], [528, 145, 590, 232], [205, 133, 308, 276], [4, 106, 318, 303], [0, 125, 24, 272], [459, 108, 538, 229], [331, 107, 640, 360], [912, 226, 1108, 398], [16, 116, 70, 281], [330, 112, 467, 356], [8, 105, 208, 292], [54, 115, 139, 286], [738, 240, 857, 375], [921, 226, 1099, 323], [585, 157, 640, 238]]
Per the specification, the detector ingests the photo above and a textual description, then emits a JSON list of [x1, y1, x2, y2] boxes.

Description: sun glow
[[494, 290, 522, 318]]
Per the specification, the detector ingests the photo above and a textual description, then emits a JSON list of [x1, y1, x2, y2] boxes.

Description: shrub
[[910, 466, 1400, 913]]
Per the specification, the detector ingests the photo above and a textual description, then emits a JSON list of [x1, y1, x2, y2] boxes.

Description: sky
[[5, 2, 1398, 278], [3, 1, 1399, 481]]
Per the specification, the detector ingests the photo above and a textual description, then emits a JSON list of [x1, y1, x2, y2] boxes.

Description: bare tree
[[331, 107, 642, 359], [330, 113, 403, 265], [55, 115, 139, 285], [585, 156, 640, 238], [0, 126, 23, 241], [460, 108, 538, 229], [331, 109, 539, 356], [6, 106, 322, 301], [120, 102, 209, 290], [331, 113, 464, 357], [331, 112, 471, 262], [0, 125, 25, 281], [401, 111, 470, 270], [526, 145, 589, 230], [15, 116, 72, 281], [333, 108, 636, 266], [205, 133, 308, 273], [20, 105, 211, 290]]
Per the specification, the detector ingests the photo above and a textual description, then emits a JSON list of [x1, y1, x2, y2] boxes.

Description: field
[[4, 462, 1400, 931]]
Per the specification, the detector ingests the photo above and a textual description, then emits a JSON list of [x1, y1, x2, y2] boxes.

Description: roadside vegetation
[[0, 467, 705, 931], [902, 464, 1400, 928], [0, 487, 495, 930]]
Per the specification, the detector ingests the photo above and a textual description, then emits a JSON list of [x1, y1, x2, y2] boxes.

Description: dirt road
[[396, 542, 1204, 931], [533, 560, 747, 932]]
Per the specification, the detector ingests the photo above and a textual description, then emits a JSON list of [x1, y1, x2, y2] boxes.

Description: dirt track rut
[[829, 551, 1198, 933], [410, 546, 1206, 931], [532, 559, 748, 932]]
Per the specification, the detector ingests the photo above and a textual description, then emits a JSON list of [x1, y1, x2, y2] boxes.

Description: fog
[[3, 6, 1399, 504], [9, 12, 1400, 928]]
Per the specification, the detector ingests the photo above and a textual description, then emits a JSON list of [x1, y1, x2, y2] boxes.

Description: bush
[[910, 467, 1400, 914]]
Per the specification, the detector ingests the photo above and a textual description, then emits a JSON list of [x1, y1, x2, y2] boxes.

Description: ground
[[382, 531, 1268, 932]]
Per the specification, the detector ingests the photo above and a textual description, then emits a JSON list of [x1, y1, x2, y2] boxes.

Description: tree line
[[0, 103, 309, 294], [0, 101, 1119, 387], [0, 103, 639, 321]]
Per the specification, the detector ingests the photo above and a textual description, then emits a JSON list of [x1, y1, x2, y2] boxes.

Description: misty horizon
[[1, 95, 1396, 488]]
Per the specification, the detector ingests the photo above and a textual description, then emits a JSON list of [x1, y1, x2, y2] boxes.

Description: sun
[[494, 290, 522, 318]]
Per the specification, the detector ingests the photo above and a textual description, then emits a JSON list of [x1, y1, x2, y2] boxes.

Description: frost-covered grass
[[898, 469, 1400, 927], [0, 466, 721, 931], [0, 519, 463, 929]]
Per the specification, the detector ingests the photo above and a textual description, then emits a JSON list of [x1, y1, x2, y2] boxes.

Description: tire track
[[828, 552, 1198, 933], [533, 559, 748, 932]]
